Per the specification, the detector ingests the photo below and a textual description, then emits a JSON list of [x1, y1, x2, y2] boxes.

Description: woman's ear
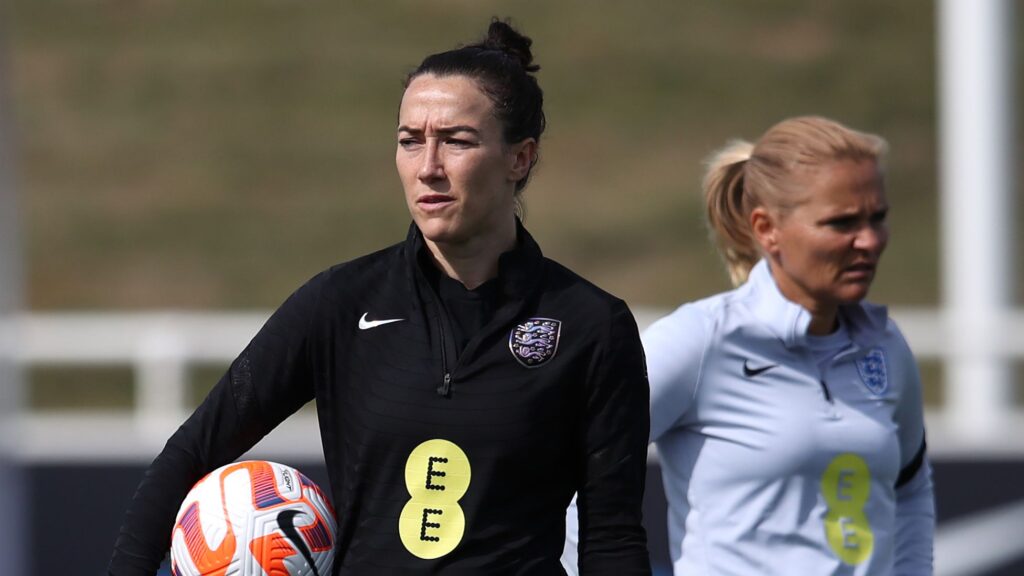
[[508, 138, 537, 182], [750, 206, 779, 256]]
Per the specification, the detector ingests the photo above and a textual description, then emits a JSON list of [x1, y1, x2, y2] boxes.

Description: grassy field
[[5, 1, 1023, 405]]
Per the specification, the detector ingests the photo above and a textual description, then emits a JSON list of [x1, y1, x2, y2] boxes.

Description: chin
[[837, 285, 872, 304], [415, 218, 465, 245]]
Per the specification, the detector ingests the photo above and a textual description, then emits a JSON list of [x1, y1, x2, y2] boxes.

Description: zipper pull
[[437, 373, 452, 397], [819, 379, 834, 403]]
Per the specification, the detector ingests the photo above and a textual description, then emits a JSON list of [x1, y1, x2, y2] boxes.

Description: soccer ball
[[170, 460, 336, 576]]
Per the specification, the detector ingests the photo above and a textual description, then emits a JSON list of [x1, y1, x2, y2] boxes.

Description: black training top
[[109, 222, 652, 575]]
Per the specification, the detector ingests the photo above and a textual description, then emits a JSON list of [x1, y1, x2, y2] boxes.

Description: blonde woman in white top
[[646, 116, 934, 575]]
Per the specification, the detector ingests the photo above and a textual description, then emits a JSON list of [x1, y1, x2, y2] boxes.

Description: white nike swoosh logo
[[358, 312, 405, 330]]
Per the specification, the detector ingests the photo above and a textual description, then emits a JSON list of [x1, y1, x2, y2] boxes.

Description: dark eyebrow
[[397, 125, 481, 136]]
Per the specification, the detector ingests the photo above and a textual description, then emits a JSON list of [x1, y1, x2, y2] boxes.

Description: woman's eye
[[826, 217, 857, 231]]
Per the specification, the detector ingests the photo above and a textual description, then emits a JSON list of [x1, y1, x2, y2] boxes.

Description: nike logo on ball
[[277, 510, 322, 576], [358, 313, 404, 330], [743, 360, 777, 377]]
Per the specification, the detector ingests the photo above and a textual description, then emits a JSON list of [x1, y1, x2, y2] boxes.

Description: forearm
[[108, 372, 266, 574], [893, 460, 935, 575], [576, 457, 650, 575], [108, 440, 209, 574]]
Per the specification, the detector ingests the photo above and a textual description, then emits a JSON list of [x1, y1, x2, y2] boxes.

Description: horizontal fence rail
[[4, 308, 1024, 462]]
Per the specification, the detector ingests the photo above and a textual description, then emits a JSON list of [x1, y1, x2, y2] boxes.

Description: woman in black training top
[[109, 19, 651, 576]]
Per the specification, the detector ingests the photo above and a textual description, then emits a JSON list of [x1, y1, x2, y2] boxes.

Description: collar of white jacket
[[742, 259, 889, 352]]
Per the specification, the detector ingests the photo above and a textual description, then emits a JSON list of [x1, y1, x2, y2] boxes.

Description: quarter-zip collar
[[742, 259, 889, 352], [401, 219, 547, 397], [402, 218, 546, 303]]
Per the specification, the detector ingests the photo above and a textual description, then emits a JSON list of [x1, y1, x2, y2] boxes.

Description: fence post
[[939, 0, 1017, 440], [135, 325, 189, 440]]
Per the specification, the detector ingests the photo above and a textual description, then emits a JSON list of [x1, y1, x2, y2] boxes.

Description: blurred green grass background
[[5, 1, 1022, 407]]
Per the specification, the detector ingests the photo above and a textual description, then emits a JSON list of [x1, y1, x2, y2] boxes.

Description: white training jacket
[[649, 259, 934, 575], [562, 260, 935, 575]]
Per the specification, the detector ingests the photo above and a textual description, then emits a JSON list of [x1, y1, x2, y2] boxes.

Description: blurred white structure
[[9, 307, 1024, 461], [939, 0, 1017, 442], [935, 499, 1024, 576]]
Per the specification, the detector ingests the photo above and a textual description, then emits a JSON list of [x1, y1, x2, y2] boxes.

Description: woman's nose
[[854, 224, 887, 253], [417, 140, 445, 181]]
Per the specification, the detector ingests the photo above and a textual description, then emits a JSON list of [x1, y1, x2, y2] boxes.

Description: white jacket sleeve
[[644, 304, 710, 443], [895, 458, 934, 575], [889, 321, 935, 575]]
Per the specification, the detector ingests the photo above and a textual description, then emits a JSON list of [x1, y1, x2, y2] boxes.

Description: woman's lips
[[417, 194, 454, 212], [843, 262, 876, 279]]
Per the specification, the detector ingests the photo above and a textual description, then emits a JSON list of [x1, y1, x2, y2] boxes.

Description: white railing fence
[[6, 307, 1024, 462]]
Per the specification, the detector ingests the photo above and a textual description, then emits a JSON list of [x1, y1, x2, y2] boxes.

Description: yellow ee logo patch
[[822, 453, 874, 565], [399, 439, 472, 559]]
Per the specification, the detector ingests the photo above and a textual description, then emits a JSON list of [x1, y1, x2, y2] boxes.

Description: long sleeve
[[108, 276, 323, 575], [576, 300, 652, 575], [890, 321, 935, 575], [894, 457, 935, 575], [643, 304, 709, 443]]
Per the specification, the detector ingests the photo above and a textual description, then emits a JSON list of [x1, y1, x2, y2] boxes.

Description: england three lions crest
[[856, 348, 889, 396], [509, 318, 561, 368]]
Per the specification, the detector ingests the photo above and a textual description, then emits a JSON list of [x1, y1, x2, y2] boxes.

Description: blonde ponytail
[[703, 140, 759, 286]]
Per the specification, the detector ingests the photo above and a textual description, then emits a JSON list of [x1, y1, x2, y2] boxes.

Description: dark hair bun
[[406, 16, 546, 193], [483, 19, 539, 73]]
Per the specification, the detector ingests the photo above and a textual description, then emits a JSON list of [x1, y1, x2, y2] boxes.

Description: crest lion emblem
[[509, 318, 561, 368], [856, 348, 889, 396]]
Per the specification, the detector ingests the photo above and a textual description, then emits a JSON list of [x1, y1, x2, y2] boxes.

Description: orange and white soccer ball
[[170, 460, 336, 576]]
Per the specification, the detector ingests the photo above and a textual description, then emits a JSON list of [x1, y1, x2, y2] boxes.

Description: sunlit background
[[0, 1, 1021, 574]]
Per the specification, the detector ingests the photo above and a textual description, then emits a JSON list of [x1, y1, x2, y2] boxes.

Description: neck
[[807, 309, 839, 336], [767, 259, 839, 336], [424, 221, 516, 290]]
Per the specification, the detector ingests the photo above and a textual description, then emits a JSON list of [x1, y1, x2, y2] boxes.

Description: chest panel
[[690, 338, 901, 488]]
